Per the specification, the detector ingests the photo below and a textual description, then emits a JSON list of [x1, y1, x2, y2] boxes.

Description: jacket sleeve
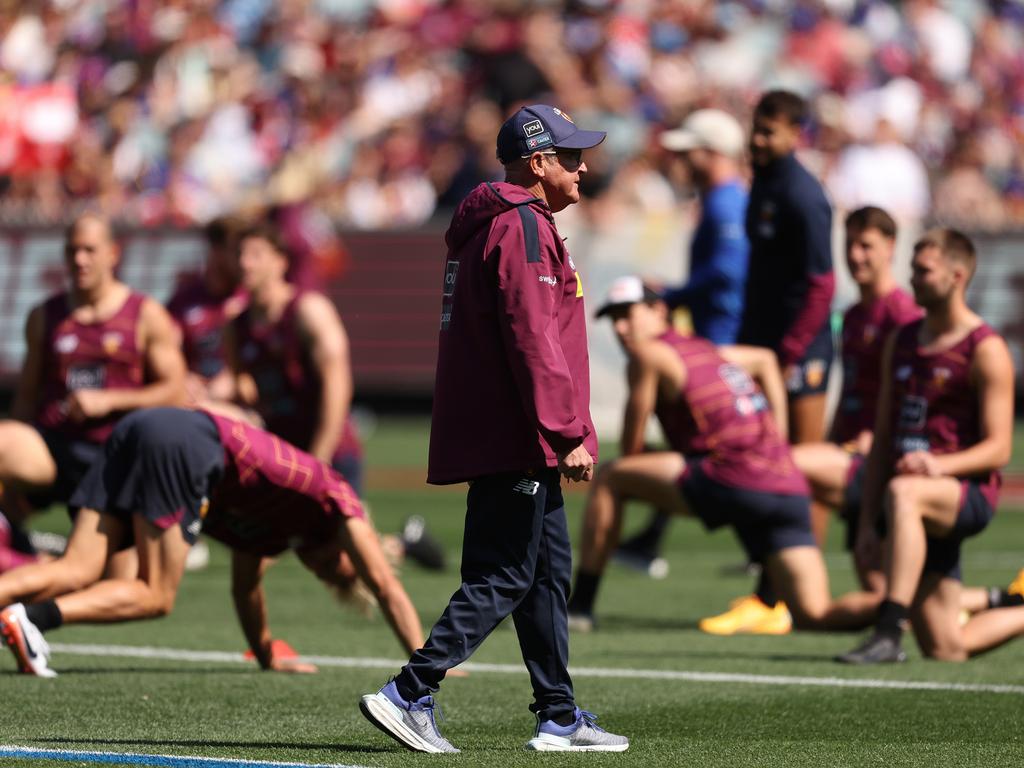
[[779, 190, 834, 366], [490, 212, 589, 455], [664, 213, 749, 310]]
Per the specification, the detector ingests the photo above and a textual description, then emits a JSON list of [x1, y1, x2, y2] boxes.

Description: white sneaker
[[526, 708, 629, 752], [185, 539, 210, 572], [0, 603, 57, 678], [359, 680, 459, 753]]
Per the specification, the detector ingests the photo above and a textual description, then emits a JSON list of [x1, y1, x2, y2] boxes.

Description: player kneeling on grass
[[837, 230, 1021, 664], [567, 278, 881, 633], [0, 407, 424, 677]]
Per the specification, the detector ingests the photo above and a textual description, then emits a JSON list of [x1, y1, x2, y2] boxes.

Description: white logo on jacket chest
[[538, 275, 557, 286], [55, 334, 78, 354]]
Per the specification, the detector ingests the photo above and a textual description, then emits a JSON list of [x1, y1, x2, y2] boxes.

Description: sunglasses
[[532, 148, 584, 171]]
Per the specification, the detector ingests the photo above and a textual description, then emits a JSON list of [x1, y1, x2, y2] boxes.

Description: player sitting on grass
[[837, 230, 1019, 664], [0, 406, 424, 677], [567, 277, 880, 633], [791, 206, 921, 593]]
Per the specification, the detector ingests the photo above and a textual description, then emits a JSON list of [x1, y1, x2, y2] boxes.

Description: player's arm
[[297, 292, 351, 463], [619, 344, 661, 456], [230, 550, 316, 673], [923, 335, 1014, 477], [778, 192, 835, 366], [718, 344, 789, 441], [66, 299, 188, 421], [11, 305, 46, 422]]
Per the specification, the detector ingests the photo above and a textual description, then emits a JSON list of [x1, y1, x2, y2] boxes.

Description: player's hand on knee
[[895, 451, 940, 477], [65, 390, 114, 421]]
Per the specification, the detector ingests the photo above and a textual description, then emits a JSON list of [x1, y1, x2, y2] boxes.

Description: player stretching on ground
[[0, 407, 424, 677], [0, 214, 186, 571], [792, 206, 921, 592], [566, 278, 879, 633], [838, 230, 1019, 663]]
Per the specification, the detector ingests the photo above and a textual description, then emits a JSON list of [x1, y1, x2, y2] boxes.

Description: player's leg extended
[[0, 421, 57, 496], [961, 605, 1024, 656], [910, 572, 966, 660], [884, 476, 962, 607], [578, 452, 688, 575], [768, 546, 878, 631], [55, 514, 191, 623], [325, 517, 425, 656], [0, 508, 119, 606], [569, 453, 688, 626]]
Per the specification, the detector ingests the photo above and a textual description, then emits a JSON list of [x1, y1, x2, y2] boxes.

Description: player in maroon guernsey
[[223, 222, 363, 495], [566, 277, 880, 634], [791, 207, 921, 593], [166, 216, 247, 404], [0, 407, 425, 678], [0, 214, 186, 571], [838, 229, 1019, 664]]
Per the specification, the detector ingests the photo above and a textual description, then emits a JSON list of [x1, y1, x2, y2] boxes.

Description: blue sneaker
[[526, 708, 629, 752], [359, 680, 459, 753]]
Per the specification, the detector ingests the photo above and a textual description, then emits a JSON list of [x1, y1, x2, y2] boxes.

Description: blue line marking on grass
[[0, 745, 369, 768]]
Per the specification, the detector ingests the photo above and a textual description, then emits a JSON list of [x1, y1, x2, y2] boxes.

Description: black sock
[[25, 600, 63, 633], [641, 511, 671, 543], [988, 588, 1024, 609], [754, 569, 777, 608], [568, 571, 602, 615], [550, 708, 578, 727], [876, 599, 909, 639]]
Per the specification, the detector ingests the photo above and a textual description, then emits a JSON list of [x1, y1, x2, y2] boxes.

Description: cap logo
[[526, 133, 552, 149], [553, 107, 574, 123], [523, 119, 545, 137]]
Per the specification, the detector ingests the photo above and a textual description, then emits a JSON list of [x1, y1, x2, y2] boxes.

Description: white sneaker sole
[[0, 607, 56, 678], [359, 693, 451, 754], [525, 734, 629, 752]]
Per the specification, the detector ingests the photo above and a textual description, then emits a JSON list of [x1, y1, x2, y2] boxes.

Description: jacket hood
[[445, 182, 549, 251]]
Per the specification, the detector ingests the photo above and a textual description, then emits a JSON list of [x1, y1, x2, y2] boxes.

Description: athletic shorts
[[840, 452, 867, 551], [784, 325, 834, 399], [69, 408, 225, 547], [679, 459, 816, 562], [924, 481, 994, 581], [24, 427, 104, 510]]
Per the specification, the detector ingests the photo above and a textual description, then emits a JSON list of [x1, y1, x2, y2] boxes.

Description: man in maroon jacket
[[360, 105, 628, 754]]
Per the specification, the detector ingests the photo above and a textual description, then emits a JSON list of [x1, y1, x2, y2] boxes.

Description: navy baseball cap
[[496, 104, 606, 163]]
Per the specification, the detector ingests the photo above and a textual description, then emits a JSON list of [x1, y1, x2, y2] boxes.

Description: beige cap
[[660, 109, 746, 158]]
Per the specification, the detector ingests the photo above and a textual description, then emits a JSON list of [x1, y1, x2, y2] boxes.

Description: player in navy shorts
[[0, 407, 425, 678], [567, 278, 880, 635], [0, 214, 186, 572], [838, 230, 1023, 664]]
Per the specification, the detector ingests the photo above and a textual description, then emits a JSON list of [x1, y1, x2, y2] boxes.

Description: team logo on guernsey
[[719, 363, 755, 396], [185, 306, 205, 325], [102, 332, 123, 355], [896, 364, 913, 381], [55, 334, 78, 354], [931, 367, 952, 389]]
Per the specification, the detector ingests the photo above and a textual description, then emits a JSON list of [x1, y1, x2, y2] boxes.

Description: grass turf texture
[[2, 417, 1023, 767]]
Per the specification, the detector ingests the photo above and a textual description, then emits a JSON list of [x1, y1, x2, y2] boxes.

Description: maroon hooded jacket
[[427, 182, 597, 484]]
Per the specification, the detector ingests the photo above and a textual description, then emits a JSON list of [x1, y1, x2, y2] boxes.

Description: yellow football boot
[[699, 595, 775, 635]]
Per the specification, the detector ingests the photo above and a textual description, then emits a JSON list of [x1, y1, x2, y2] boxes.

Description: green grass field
[[3, 416, 1024, 768]]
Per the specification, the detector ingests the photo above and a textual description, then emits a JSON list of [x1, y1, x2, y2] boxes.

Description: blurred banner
[[1, 223, 1022, 422]]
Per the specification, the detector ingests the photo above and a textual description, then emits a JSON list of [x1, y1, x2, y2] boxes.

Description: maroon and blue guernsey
[[202, 410, 365, 557], [833, 287, 922, 444], [889, 319, 1001, 507], [655, 329, 808, 496], [35, 291, 147, 443], [231, 292, 361, 463], [167, 277, 246, 379]]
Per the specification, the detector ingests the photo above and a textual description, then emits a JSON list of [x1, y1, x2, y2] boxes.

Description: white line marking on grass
[[0, 745, 369, 768], [49, 642, 1024, 695]]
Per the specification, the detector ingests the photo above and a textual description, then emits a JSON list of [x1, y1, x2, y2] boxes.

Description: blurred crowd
[[0, 0, 1022, 231]]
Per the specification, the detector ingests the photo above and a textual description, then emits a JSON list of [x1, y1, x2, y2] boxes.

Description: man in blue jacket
[[360, 105, 628, 754]]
